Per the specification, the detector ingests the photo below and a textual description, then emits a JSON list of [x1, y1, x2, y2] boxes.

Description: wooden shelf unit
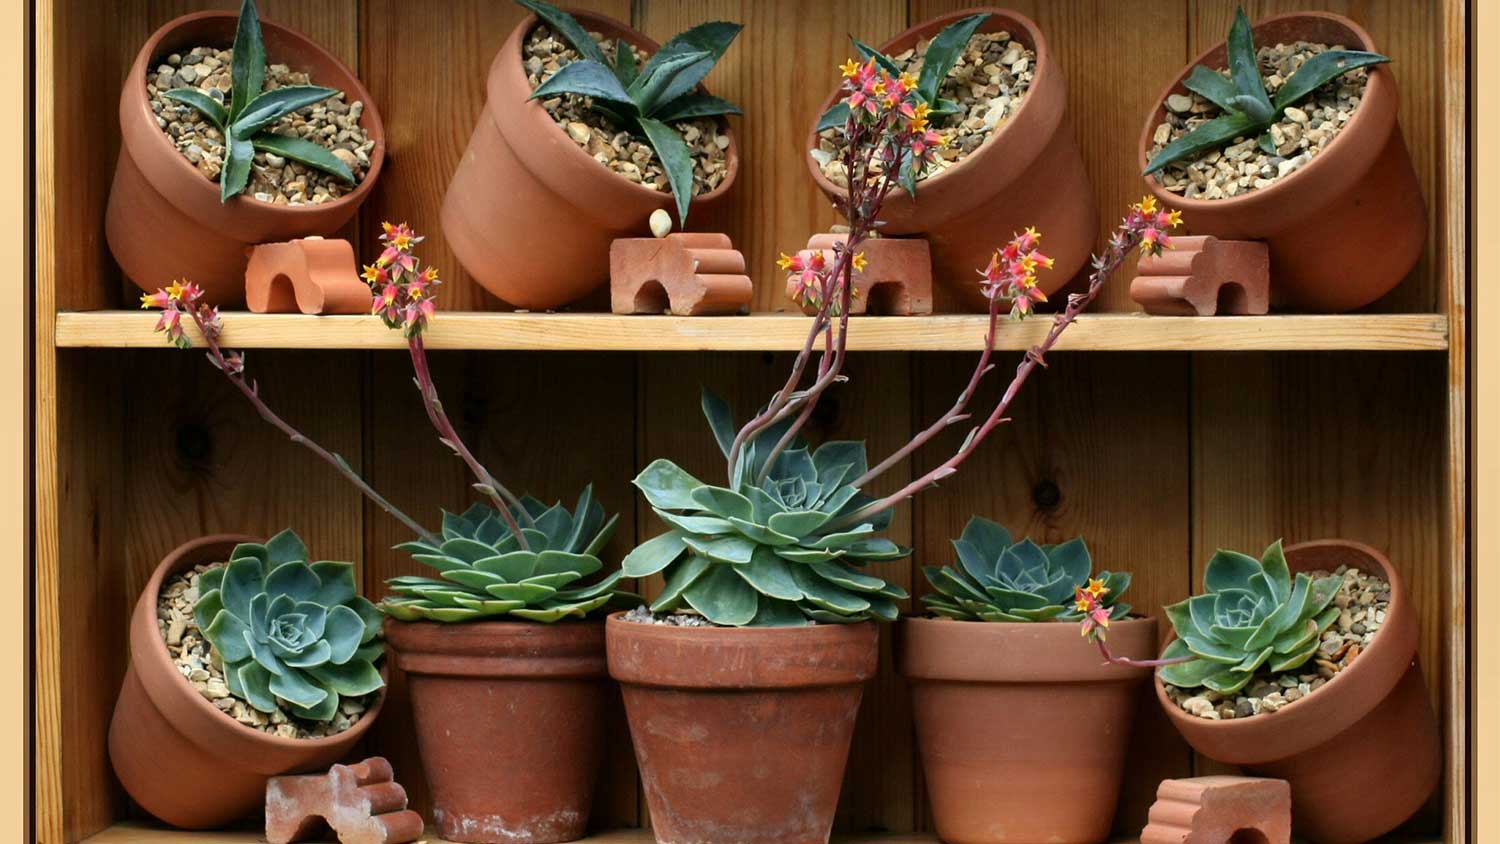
[[33, 2, 1467, 844]]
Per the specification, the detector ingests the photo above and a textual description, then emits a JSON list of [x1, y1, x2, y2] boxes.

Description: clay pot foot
[[610, 233, 751, 315], [246, 238, 372, 314], [788, 235, 933, 315], [265, 757, 424, 844], [1130, 236, 1270, 316], [1140, 776, 1291, 844]]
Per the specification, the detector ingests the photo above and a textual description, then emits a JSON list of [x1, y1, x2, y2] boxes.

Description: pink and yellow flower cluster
[[980, 227, 1055, 318], [839, 58, 947, 170], [1118, 196, 1182, 259], [365, 222, 440, 336], [1073, 577, 1114, 643]]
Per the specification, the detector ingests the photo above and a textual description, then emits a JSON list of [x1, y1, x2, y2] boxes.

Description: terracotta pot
[[1156, 540, 1441, 843], [108, 534, 386, 829], [1138, 13, 1424, 313], [441, 11, 739, 310], [384, 618, 609, 844], [606, 613, 878, 844], [805, 8, 1096, 312], [900, 615, 1157, 844], [106, 11, 386, 305]]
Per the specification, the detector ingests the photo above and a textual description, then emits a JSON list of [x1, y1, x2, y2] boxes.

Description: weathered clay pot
[[108, 534, 386, 829], [441, 11, 739, 310], [106, 11, 386, 305], [384, 618, 609, 844], [900, 615, 1157, 844], [606, 613, 878, 844], [1156, 540, 1441, 843], [1139, 12, 1424, 312], [806, 8, 1096, 311]]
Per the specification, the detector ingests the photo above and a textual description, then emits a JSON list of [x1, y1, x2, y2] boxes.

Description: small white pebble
[[649, 208, 672, 238]]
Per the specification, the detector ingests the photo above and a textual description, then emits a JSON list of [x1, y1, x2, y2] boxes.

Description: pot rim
[[1152, 539, 1416, 755], [899, 613, 1159, 682], [804, 6, 1055, 198], [124, 10, 387, 220], [132, 533, 388, 753], [497, 9, 740, 214], [383, 614, 608, 679], [1136, 10, 1394, 214]]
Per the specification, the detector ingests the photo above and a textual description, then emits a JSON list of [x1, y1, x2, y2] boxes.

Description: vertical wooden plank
[[634, 350, 916, 832], [362, 350, 640, 826], [359, 0, 631, 311], [1192, 351, 1446, 831], [1188, 0, 1444, 313], [908, 0, 1187, 313], [636, 0, 908, 313], [913, 350, 1194, 834]]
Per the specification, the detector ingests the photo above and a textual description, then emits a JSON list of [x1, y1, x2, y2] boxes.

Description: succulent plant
[[1144, 7, 1389, 175], [515, 0, 741, 223], [624, 389, 909, 627], [380, 486, 635, 623], [162, 0, 355, 201], [1157, 540, 1343, 694], [921, 517, 1131, 622], [193, 530, 385, 722]]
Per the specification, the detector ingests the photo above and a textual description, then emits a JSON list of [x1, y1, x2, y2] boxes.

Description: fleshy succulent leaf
[[916, 13, 991, 103], [514, 0, 611, 65]]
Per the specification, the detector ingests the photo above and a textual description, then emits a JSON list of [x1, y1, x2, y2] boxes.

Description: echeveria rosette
[[160, 0, 355, 201], [515, 0, 742, 223], [380, 486, 637, 623], [624, 389, 909, 627], [922, 517, 1131, 623], [1144, 7, 1390, 175], [193, 530, 385, 722], [1157, 540, 1343, 695]]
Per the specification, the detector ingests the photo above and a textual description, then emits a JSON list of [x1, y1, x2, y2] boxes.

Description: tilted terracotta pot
[[900, 615, 1157, 844], [1138, 12, 1424, 312], [806, 8, 1096, 312], [109, 534, 386, 829], [1156, 540, 1440, 844], [606, 613, 878, 844], [384, 618, 609, 844], [106, 11, 385, 306], [441, 11, 739, 310]]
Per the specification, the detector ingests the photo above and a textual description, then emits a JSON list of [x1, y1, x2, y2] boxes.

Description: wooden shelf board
[[53, 311, 1449, 352], [83, 822, 938, 844]]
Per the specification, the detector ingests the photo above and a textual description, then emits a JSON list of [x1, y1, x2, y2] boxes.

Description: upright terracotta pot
[[1156, 540, 1440, 844], [106, 11, 385, 305], [1138, 13, 1424, 312], [606, 613, 878, 844], [384, 618, 609, 844], [109, 534, 386, 829], [441, 11, 739, 310], [900, 616, 1156, 844], [806, 8, 1096, 311]]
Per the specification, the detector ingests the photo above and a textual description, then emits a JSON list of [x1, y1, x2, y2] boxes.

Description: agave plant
[[922, 517, 1131, 622], [193, 530, 384, 722], [1157, 540, 1343, 694], [623, 390, 908, 627], [1144, 7, 1389, 175], [517, 0, 741, 222], [162, 0, 354, 201], [381, 487, 635, 623]]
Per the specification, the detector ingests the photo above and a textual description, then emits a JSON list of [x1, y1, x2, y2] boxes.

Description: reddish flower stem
[[186, 307, 439, 545], [407, 335, 532, 546], [1095, 637, 1193, 668]]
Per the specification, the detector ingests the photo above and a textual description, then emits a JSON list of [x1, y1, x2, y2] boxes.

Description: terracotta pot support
[[1140, 776, 1291, 844], [610, 233, 752, 315], [265, 757, 424, 844], [246, 238, 372, 315], [788, 234, 933, 315], [1130, 235, 1269, 316]]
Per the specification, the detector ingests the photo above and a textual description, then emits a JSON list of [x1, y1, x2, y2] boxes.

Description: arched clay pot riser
[[805, 7, 1097, 312], [901, 616, 1157, 844], [1157, 540, 1441, 844], [606, 614, 877, 844], [105, 12, 385, 306], [108, 535, 387, 829], [1138, 12, 1425, 312], [441, 11, 739, 310], [384, 619, 610, 844]]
